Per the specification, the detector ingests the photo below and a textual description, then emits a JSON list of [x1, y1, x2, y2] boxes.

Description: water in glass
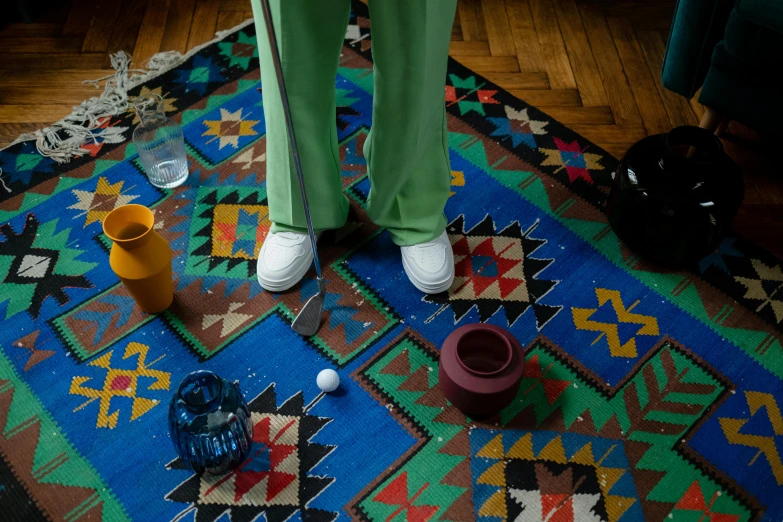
[[133, 94, 189, 188]]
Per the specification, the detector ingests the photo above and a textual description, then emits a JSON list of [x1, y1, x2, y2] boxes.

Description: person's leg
[[364, 0, 457, 247], [250, 0, 351, 233], [250, 0, 350, 292]]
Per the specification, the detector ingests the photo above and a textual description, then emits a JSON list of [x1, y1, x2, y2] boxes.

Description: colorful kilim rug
[[1, 4, 782, 521]]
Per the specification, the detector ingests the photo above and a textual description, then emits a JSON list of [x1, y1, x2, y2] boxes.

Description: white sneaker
[[257, 231, 316, 292], [400, 231, 455, 294]]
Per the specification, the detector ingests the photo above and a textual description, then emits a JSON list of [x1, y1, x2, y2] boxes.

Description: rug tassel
[[5, 18, 254, 164], [10, 51, 136, 164], [0, 168, 12, 193]]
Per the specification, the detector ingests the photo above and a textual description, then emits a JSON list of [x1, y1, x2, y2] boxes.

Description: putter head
[[292, 278, 325, 336]]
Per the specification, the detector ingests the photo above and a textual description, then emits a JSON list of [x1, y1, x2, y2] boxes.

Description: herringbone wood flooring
[[0, 0, 780, 257]]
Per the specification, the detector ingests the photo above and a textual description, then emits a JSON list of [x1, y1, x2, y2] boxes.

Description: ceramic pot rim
[[439, 324, 524, 395], [663, 125, 723, 168], [455, 328, 513, 376], [102, 204, 155, 246]]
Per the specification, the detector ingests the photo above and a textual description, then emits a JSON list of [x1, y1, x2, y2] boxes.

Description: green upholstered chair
[[661, 0, 783, 137]]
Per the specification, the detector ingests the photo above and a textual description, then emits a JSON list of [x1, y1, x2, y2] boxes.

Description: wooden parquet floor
[[0, 0, 780, 258]]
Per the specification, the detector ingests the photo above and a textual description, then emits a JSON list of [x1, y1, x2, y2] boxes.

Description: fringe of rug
[[1, 18, 255, 167], [0, 168, 11, 193]]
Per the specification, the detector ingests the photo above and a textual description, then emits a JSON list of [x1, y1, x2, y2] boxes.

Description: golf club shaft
[[259, 0, 322, 279]]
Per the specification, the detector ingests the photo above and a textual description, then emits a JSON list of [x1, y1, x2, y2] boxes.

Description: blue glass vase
[[168, 371, 253, 474]]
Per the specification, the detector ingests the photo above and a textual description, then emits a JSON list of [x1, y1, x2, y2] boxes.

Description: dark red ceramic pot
[[438, 324, 525, 417]]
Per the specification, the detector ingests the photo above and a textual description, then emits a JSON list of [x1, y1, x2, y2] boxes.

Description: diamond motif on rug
[[470, 429, 640, 522], [166, 384, 337, 522], [173, 54, 225, 95], [540, 137, 604, 184], [186, 186, 270, 279], [0, 214, 95, 318], [424, 214, 561, 328], [218, 30, 259, 69]]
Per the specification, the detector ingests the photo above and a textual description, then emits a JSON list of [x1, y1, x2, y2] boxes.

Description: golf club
[[259, 0, 324, 337]]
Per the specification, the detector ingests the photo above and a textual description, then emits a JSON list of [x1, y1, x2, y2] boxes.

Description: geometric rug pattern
[[469, 429, 640, 522], [165, 384, 336, 522], [423, 214, 562, 329], [351, 331, 749, 521], [1, 2, 782, 521]]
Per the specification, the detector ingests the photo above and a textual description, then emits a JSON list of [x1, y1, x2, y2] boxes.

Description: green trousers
[[250, 0, 457, 246]]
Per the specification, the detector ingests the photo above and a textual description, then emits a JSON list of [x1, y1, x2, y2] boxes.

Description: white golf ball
[[317, 369, 340, 393]]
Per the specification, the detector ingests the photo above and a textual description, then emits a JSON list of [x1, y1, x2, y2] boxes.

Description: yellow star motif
[[203, 108, 260, 150], [69, 342, 170, 429], [720, 391, 783, 485], [572, 288, 659, 357], [68, 176, 138, 227], [128, 86, 178, 124]]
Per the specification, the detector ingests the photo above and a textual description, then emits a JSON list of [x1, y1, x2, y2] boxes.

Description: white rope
[[10, 51, 134, 163], [0, 168, 12, 193], [3, 17, 255, 166]]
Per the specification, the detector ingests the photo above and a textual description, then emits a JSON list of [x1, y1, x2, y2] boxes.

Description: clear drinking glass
[[133, 94, 189, 188]]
